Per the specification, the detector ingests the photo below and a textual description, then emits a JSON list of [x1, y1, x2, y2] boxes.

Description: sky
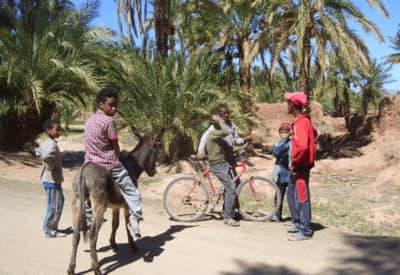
[[73, 0, 400, 93]]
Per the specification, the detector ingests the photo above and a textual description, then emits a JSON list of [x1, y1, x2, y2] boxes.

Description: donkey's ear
[[131, 126, 143, 140], [155, 128, 165, 142]]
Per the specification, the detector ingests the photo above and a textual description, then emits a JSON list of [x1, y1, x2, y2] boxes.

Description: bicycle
[[163, 153, 281, 222]]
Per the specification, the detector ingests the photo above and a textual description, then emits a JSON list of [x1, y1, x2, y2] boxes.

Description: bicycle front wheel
[[237, 176, 281, 222], [163, 176, 209, 222]]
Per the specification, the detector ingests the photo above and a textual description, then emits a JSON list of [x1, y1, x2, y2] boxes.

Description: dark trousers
[[274, 182, 287, 219], [210, 161, 236, 219], [287, 176, 299, 223], [294, 170, 312, 236]]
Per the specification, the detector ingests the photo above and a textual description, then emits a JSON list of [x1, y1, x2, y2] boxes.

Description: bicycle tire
[[163, 176, 209, 222], [237, 176, 281, 222]]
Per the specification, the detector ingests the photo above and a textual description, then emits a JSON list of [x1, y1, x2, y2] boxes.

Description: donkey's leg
[[89, 200, 107, 275], [124, 207, 139, 252], [109, 209, 119, 251], [68, 198, 81, 275]]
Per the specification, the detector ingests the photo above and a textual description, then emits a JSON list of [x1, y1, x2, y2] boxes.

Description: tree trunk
[[343, 77, 351, 130], [239, 40, 252, 114], [299, 27, 312, 98], [361, 86, 371, 116], [223, 49, 233, 94], [154, 0, 168, 58]]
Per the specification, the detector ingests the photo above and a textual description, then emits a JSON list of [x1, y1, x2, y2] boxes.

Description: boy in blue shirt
[[270, 122, 292, 222]]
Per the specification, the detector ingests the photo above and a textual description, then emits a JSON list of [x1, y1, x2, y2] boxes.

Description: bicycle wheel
[[163, 176, 209, 222], [237, 176, 281, 222]]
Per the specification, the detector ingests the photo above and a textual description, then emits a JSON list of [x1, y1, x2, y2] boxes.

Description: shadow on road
[[95, 224, 197, 274], [221, 233, 400, 275], [326, 234, 400, 274]]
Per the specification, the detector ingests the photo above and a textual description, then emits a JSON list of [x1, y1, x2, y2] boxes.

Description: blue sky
[[74, 0, 400, 93]]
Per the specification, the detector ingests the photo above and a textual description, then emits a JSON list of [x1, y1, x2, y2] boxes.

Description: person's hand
[[235, 137, 245, 145], [197, 152, 206, 160], [211, 114, 224, 124]]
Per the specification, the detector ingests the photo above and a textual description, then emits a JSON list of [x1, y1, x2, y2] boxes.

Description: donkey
[[67, 128, 164, 275]]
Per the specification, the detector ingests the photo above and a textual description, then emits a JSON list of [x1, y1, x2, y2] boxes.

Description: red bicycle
[[163, 154, 281, 222]]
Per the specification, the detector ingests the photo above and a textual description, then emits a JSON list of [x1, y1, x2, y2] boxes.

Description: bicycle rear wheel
[[163, 176, 209, 222], [237, 176, 281, 222]]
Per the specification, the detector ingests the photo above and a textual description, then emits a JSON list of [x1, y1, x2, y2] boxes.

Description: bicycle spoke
[[163, 177, 209, 222], [237, 177, 280, 221]]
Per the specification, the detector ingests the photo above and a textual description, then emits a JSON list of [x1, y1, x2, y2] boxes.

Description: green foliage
[[117, 51, 224, 160], [59, 100, 81, 131], [0, 0, 112, 148]]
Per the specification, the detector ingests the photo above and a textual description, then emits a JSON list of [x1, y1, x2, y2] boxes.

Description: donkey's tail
[[78, 162, 90, 242]]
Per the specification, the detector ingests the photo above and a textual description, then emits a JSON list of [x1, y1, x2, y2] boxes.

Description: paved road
[[0, 177, 399, 275]]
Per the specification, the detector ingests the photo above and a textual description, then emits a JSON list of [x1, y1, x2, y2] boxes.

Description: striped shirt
[[84, 109, 121, 170]]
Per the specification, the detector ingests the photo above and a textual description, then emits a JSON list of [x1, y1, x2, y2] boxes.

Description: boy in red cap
[[284, 91, 317, 241]]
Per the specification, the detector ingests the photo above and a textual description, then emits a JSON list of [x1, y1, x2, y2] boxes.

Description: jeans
[[287, 175, 299, 224], [43, 182, 64, 235], [293, 170, 312, 236], [111, 166, 143, 221], [210, 161, 236, 219]]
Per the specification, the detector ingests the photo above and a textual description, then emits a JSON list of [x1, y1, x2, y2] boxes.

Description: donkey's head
[[127, 127, 164, 178]]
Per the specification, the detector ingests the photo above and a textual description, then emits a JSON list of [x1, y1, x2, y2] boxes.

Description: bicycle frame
[[199, 160, 253, 196], [164, 157, 281, 222]]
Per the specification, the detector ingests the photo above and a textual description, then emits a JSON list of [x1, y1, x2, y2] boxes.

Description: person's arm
[[41, 141, 56, 170], [197, 126, 212, 158], [207, 115, 229, 140], [108, 120, 120, 158], [272, 140, 286, 158], [291, 119, 309, 169]]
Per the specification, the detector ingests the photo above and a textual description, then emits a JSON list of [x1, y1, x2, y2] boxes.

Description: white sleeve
[[197, 126, 212, 154], [231, 122, 244, 145]]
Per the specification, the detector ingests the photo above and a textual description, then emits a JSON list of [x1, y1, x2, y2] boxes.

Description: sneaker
[[45, 230, 57, 238], [127, 219, 141, 238], [287, 224, 299, 233], [269, 215, 282, 222], [288, 232, 312, 241], [224, 218, 240, 227]]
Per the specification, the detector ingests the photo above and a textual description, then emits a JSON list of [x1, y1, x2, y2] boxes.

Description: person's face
[[279, 129, 290, 139], [47, 123, 62, 139], [217, 107, 230, 121], [287, 100, 294, 114], [99, 96, 118, 116]]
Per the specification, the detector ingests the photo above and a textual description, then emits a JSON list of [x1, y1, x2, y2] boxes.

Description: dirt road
[[0, 177, 399, 275]]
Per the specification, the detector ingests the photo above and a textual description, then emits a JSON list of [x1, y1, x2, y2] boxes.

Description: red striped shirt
[[84, 110, 120, 170]]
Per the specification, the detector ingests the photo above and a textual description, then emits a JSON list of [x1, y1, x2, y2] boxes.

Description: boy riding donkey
[[84, 87, 143, 238]]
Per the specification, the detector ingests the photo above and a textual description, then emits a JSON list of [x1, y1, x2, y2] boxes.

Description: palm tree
[[386, 27, 400, 65], [357, 60, 391, 116], [117, 50, 224, 160], [117, 0, 171, 58], [272, 0, 386, 100], [0, 0, 112, 149]]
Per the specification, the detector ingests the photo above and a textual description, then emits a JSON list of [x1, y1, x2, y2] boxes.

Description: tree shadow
[[97, 224, 196, 274], [325, 234, 400, 274], [221, 233, 400, 275], [0, 151, 41, 167], [221, 259, 302, 275], [317, 132, 372, 160]]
